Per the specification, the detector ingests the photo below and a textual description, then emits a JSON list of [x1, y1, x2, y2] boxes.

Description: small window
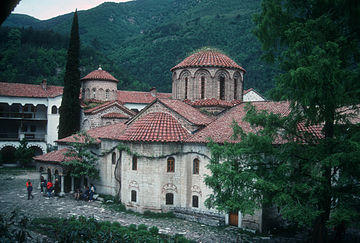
[[167, 157, 175, 172], [131, 190, 137, 202], [132, 155, 137, 170], [105, 89, 110, 100], [92, 88, 96, 99], [166, 193, 174, 205], [193, 159, 199, 174], [112, 152, 116, 165], [201, 76, 205, 99], [51, 105, 57, 114], [220, 75, 225, 100], [234, 78, 238, 100], [21, 125, 28, 132], [185, 77, 188, 99], [192, 195, 199, 208], [30, 125, 36, 132]]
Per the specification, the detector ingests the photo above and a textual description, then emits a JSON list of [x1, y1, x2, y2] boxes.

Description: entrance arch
[[1, 145, 16, 163]]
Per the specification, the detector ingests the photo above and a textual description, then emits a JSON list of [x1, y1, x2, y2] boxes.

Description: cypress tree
[[58, 10, 80, 139]]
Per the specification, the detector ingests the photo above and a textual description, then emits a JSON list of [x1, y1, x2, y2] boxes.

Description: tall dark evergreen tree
[[58, 10, 80, 139]]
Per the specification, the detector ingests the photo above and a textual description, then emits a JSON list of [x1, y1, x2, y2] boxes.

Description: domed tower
[[81, 67, 118, 102], [170, 49, 245, 102]]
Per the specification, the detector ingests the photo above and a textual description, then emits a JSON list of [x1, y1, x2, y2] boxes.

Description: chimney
[[150, 87, 157, 97], [41, 79, 47, 90]]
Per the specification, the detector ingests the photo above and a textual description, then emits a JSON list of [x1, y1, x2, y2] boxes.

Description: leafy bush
[[30, 216, 194, 242]]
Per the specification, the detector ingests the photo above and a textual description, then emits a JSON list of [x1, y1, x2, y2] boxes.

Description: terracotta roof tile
[[84, 100, 135, 116], [188, 98, 238, 108], [159, 98, 213, 125], [102, 112, 129, 119], [187, 101, 290, 143], [118, 112, 189, 142], [56, 122, 128, 144], [33, 148, 74, 163], [81, 69, 118, 82], [171, 50, 246, 72], [0, 82, 63, 98], [117, 90, 171, 104]]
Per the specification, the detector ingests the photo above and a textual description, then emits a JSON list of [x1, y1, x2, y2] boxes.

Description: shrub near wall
[[31, 216, 193, 242]]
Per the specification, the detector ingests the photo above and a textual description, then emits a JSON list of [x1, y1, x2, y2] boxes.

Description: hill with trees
[[1, 0, 278, 94]]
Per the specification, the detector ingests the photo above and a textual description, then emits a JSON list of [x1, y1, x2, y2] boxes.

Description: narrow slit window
[[132, 155, 137, 170], [234, 78, 238, 100], [131, 190, 137, 202], [193, 159, 199, 174], [167, 157, 175, 172], [185, 77, 188, 99], [201, 76, 205, 99], [220, 76, 225, 100]]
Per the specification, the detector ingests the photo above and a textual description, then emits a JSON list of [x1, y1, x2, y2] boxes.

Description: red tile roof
[[187, 101, 290, 143], [187, 98, 238, 108], [102, 112, 129, 119], [81, 69, 118, 83], [0, 82, 63, 98], [57, 122, 128, 144], [117, 90, 171, 104], [171, 50, 246, 72], [118, 112, 189, 142], [84, 100, 135, 116], [33, 148, 74, 163], [159, 98, 213, 125]]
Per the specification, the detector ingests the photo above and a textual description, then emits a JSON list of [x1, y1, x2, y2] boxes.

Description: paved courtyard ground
[[0, 169, 256, 242]]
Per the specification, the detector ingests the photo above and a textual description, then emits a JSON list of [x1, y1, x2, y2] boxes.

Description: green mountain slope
[[2, 0, 277, 94]]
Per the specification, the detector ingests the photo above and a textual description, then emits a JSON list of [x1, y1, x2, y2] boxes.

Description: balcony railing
[[0, 112, 46, 120], [0, 133, 46, 142]]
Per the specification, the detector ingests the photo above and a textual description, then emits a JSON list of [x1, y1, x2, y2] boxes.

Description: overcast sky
[[13, 0, 132, 20]]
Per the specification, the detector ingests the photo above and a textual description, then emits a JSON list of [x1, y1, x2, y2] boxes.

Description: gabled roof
[[187, 101, 290, 143], [57, 122, 128, 144], [0, 82, 63, 98], [81, 69, 118, 83], [102, 112, 129, 119], [243, 88, 266, 101], [33, 148, 72, 163], [186, 98, 240, 108], [158, 98, 213, 125], [117, 90, 171, 104], [117, 112, 189, 142], [171, 50, 246, 72], [84, 100, 136, 116]]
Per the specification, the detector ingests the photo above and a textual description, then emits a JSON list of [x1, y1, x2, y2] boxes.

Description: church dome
[[81, 67, 119, 83], [171, 50, 245, 72]]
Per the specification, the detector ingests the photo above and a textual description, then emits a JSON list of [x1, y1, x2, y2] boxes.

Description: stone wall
[[81, 79, 117, 102], [171, 207, 225, 226]]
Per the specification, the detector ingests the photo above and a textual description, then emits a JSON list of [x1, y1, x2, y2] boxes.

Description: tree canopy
[[205, 0, 360, 242]]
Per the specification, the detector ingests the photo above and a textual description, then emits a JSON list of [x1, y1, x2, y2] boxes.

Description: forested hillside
[[1, 0, 278, 94]]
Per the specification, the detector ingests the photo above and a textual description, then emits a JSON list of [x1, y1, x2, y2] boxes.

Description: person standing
[[26, 179, 34, 200], [47, 180, 53, 198], [40, 176, 45, 193]]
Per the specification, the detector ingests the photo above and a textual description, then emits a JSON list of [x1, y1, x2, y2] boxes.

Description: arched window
[[131, 190, 137, 202], [185, 77, 188, 99], [132, 155, 137, 170], [92, 88, 96, 99], [112, 152, 116, 165], [193, 159, 199, 174], [166, 193, 174, 205], [201, 76, 205, 99], [105, 89, 110, 100], [167, 157, 175, 172], [192, 195, 199, 208], [51, 105, 57, 114], [220, 75, 225, 100], [234, 78, 238, 100]]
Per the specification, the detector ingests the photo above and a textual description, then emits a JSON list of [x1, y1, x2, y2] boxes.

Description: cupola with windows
[[171, 48, 246, 102], [81, 66, 118, 102]]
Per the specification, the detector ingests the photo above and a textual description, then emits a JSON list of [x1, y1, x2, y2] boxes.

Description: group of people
[[26, 177, 96, 201], [74, 184, 96, 201]]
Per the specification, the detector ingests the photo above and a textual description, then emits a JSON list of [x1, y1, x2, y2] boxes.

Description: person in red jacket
[[46, 181, 53, 198], [26, 179, 34, 200]]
